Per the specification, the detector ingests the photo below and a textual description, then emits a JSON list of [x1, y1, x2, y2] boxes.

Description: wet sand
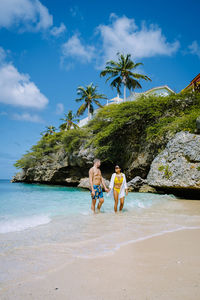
[[1, 228, 200, 300]]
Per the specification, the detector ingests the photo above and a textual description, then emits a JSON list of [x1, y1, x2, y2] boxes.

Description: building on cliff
[[106, 95, 123, 105], [78, 85, 175, 127], [126, 85, 175, 101], [182, 73, 200, 93]]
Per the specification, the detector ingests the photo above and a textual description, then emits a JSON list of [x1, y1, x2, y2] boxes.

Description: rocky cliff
[[147, 131, 200, 197], [12, 92, 200, 196], [13, 146, 95, 185]]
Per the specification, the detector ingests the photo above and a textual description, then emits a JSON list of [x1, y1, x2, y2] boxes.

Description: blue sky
[[0, 0, 200, 179]]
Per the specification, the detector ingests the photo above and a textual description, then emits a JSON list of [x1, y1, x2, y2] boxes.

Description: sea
[[1, 179, 200, 287]]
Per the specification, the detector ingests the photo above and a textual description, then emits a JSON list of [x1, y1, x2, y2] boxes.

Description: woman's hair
[[115, 165, 121, 170]]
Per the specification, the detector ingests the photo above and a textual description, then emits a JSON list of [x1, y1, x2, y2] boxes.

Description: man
[[89, 159, 109, 212]]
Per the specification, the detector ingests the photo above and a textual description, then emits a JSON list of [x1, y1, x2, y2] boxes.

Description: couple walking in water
[[89, 159, 128, 212]]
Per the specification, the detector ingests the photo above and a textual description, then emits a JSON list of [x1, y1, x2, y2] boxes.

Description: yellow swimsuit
[[114, 174, 123, 193]]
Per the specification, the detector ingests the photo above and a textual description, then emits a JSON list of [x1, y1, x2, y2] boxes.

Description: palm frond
[[110, 76, 122, 94], [100, 52, 151, 95], [93, 100, 103, 108], [127, 77, 142, 90], [77, 103, 88, 116]]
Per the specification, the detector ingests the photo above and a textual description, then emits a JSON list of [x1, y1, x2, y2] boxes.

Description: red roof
[[190, 73, 200, 84], [183, 73, 200, 91]]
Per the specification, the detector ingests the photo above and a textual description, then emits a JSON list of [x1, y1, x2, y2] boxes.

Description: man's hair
[[93, 158, 100, 164]]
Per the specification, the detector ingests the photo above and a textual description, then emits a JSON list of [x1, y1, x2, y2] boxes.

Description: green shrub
[[14, 91, 200, 170]]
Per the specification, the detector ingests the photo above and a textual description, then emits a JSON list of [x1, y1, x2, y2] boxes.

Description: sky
[[0, 0, 200, 179]]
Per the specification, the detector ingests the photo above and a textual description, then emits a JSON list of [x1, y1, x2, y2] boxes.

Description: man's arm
[[89, 168, 95, 196], [101, 174, 109, 192]]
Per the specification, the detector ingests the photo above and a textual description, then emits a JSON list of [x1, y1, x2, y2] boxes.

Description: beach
[[1, 228, 200, 300], [1, 181, 200, 299]]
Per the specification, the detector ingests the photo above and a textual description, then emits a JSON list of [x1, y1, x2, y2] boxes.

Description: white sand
[[1, 228, 200, 300]]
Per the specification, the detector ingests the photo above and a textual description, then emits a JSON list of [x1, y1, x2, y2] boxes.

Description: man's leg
[[97, 197, 104, 211], [91, 198, 96, 212], [119, 197, 125, 211]]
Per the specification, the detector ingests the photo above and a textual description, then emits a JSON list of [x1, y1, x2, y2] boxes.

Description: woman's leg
[[119, 197, 125, 211], [113, 190, 119, 212]]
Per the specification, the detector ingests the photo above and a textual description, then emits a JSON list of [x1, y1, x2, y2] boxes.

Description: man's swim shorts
[[90, 185, 103, 200]]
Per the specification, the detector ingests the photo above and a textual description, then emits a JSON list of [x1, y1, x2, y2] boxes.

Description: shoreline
[[9, 179, 200, 200], [1, 227, 200, 300]]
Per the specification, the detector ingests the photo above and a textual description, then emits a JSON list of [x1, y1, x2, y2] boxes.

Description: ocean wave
[[0, 215, 51, 234]]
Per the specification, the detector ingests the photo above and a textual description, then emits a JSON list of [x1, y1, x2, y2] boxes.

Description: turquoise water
[[0, 179, 174, 234], [1, 179, 200, 285]]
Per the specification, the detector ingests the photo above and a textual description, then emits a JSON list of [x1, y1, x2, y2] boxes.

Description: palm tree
[[41, 125, 56, 136], [76, 83, 107, 120], [59, 110, 79, 131], [100, 53, 151, 101]]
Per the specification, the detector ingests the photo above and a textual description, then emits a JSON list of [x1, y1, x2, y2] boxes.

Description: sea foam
[[0, 215, 51, 234]]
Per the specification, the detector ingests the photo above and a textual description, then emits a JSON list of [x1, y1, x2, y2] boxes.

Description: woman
[[108, 165, 128, 212]]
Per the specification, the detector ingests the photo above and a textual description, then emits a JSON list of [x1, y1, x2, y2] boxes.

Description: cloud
[[97, 15, 180, 64], [61, 15, 180, 69], [12, 112, 44, 123], [188, 40, 200, 58], [0, 50, 49, 109], [61, 34, 95, 64], [0, 0, 53, 32], [50, 22, 66, 37], [56, 103, 64, 115]]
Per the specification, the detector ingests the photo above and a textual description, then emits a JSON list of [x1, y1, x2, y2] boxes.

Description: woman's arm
[[108, 173, 115, 191], [123, 174, 128, 195]]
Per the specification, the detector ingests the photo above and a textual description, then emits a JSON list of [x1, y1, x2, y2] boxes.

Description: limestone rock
[[11, 170, 26, 182], [78, 177, 110, 190], [12, 146, 95, 185], [139, 184, 157, 193], [147, 131, 200, 190], [127, 176, 147, 191]]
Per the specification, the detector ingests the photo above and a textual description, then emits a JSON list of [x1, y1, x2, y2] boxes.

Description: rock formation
[[147, 131, 200, 195], [12, 146, 95, 185], [78, 177, 110, 190], [127, 176, 147, 191]]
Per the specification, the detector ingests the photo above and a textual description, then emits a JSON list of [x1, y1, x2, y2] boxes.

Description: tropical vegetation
[[59, 110, 79, 131], [41, 126, 57, 136], [100, 53, 151, 101], [15, 92, 200, 172], [13, 52, 200, 174], [76, 83, 107, 120]]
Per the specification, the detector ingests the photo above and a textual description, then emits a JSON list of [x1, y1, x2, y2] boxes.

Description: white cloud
[[12, 112, 44, 123], [188, 40, 200, 58], [61, 34, 95, 63], [61, 15, 180, 68], [50, 22, 66, 37], [0, 0, 53, 31], [97, 15, 180, 64], [0, 51, 49, 109], [56, 103, 64, 115]]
